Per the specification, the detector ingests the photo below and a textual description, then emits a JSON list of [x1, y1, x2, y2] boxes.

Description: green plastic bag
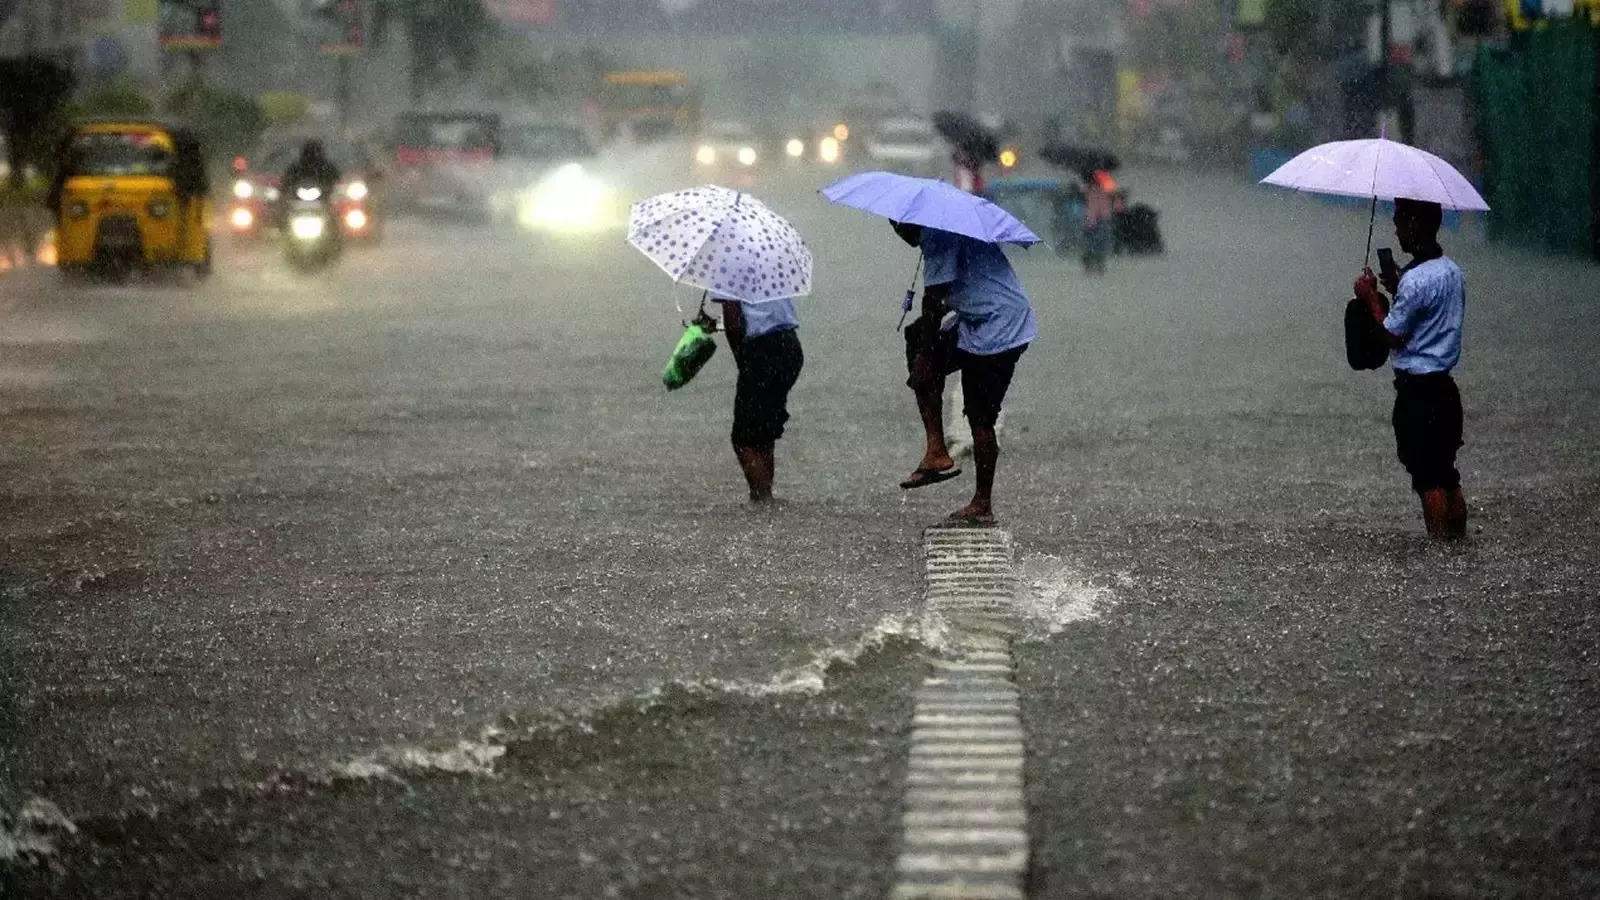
[[662, 317, 718, 390]]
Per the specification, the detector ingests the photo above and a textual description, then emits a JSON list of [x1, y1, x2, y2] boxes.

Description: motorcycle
[[282, 185, 340, 271]]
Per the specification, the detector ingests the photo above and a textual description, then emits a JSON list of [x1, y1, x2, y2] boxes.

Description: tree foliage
[[373, 0, 493, 99], [0, 56, 75, 190], [163, 80, 266, 160], [73, 79, 159, 119]]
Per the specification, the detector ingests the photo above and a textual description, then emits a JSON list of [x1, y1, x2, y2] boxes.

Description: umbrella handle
[[1363, 195, 1377, 268]]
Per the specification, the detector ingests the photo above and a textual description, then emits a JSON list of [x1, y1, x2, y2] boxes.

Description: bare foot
[[940, 500, 996, 527]]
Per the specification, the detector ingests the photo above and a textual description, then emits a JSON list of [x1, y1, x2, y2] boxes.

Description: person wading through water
[[1354, 197, 1469, 539], [714, 295, 804, 504]]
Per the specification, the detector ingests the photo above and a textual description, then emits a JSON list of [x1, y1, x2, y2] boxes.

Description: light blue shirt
[[1384, 256, 1465, 374], [717, 297, 797, 339], [921, 229, 1037, 355]]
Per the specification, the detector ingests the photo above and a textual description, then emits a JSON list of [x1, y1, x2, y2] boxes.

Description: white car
[[865, 117, 939, 177], [693, 121, 763, 171]]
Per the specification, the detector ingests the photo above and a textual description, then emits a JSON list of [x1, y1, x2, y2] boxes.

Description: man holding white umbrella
[[1260, 133, 1483, 540], [1355, 198, 1468, 540]]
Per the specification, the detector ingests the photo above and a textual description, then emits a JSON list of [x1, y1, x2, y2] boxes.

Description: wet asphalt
[[3, 160, 1598, 897]]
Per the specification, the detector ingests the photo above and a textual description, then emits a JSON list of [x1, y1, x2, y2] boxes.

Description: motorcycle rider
[[279, 139, 342, 247], [282, 139, 341, 197]]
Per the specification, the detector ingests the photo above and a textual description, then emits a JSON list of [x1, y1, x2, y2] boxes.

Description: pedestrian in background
[[714, 296, 804, 504], [1354, 198, 1468, 539], [1081, 168, 1114, 275], [952, 148, 986, 195]]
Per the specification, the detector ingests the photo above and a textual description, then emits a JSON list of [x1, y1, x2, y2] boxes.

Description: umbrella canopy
[[932, 110, 999, 164], [820, 171, 1041, 246], [1260, 137, 1489, 211], [628, 185, 813, 304], [1039, 142, 1120, 175]]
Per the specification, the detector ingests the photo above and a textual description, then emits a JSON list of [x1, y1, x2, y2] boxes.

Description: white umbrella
[[627, 185, 812, 304], [1260, 137, 1489, 211], [1261, 135, 1489, 262]]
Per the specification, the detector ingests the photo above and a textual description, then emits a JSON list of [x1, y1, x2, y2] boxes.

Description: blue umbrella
[[820, 171, 1041, 246]]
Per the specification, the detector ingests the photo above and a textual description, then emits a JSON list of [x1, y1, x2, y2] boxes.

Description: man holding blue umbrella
[[893, 221, 1036, 524], [822, 171, 1041, 525]]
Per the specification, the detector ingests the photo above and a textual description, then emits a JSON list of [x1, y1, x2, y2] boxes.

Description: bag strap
[[896, 251, 924, 332], [676, 289, 713, 329]]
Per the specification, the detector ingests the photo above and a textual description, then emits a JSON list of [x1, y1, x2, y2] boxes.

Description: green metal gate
[[1475, 21, 1599, 259]]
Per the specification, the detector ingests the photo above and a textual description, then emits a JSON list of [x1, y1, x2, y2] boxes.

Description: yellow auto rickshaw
[[51, 119, 212, 280]]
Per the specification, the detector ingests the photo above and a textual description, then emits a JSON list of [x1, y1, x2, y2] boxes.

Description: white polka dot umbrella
[[627, 185, 813, 304]]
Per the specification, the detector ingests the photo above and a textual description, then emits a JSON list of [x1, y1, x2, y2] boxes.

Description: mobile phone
[[1376, 247, 1398, 281]]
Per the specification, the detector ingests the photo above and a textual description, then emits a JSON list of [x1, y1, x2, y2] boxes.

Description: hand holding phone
[[1376, 247, 1399, 293]]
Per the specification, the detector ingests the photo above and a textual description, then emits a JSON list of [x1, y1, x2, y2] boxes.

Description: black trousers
[[732, 330, 803, 448], [1392, 371, 1463, 494]]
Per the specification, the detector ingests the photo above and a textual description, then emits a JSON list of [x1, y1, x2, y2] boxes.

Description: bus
[[598, 70, 699, 142]]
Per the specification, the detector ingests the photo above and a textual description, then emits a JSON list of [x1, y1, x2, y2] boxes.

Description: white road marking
[[892, 528, 1033, 899]]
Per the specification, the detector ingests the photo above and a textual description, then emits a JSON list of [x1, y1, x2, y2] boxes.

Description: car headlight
[[785, 139, 805, 159], [232, 180, 253, 199], [818, 137, 841, 164], [344, 180, 369, 201], [520, 163, 610, 231], [695, 145, 716, 166], [737, 146, 757, 167], [290, 215, 326, 240], [147, 198, 172, 218]]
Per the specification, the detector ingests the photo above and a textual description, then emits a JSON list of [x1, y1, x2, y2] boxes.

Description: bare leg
[[911, 353, 956, 474], [734, 443, 775, 503], [951, 423, 998, 520], [1445, 487, 1468, 540], [1420, 488, 1450, 539]]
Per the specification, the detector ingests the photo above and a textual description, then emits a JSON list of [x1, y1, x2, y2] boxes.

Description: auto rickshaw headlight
[[148, 198, 173, 219], [67, 201, 89, 220]]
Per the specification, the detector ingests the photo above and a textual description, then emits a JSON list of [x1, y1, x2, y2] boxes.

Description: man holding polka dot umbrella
[[628, 185, 814, 504]]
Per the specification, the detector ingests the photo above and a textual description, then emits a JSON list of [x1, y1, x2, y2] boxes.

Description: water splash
[[1015, 554, 1116, 639], [0, 797, 77, 864], [326, 612, 942, 783]]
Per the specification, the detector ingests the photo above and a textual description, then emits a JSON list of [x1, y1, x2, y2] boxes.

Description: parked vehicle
[[51, 118, 211, 281]]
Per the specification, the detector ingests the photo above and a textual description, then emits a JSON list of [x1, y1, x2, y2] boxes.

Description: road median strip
[[892, 527, 1031, 900]]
